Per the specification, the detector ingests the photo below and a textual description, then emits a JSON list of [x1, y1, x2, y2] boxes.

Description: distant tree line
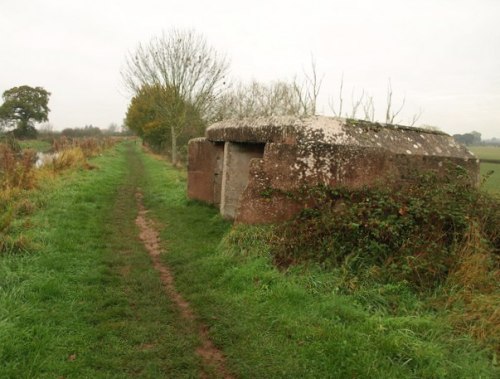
[[61, 125, 103, 137], [452, 131, 500, 147], [482, 137, 500, 146], [452, 131, 482, 146]]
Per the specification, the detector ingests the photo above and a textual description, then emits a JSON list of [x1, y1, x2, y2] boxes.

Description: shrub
[[269, 166, 499, 290], [0, 144, 37, 191], [51, 147, 86, 171]]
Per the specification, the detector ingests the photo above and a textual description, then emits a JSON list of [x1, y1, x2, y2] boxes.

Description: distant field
[[469, 146, 500, 161], [479, 162, 500, 194], [467, 146, 500, 194]]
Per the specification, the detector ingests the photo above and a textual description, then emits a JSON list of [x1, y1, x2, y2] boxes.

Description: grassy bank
[[0, 143, 200, 378], [139, 148, 497, 378]]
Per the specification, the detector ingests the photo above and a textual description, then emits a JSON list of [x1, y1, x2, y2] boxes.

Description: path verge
[[135, 191, 234, 379]]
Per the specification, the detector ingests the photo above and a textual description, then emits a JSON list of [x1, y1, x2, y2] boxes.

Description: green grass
[[139, 147, 498, 378], [468, 146, 500, 193], [1, 142, 496, 378], [480, 162, 500, 194], [18, 139, 52, 152], [469, 146, 500, 161], [0, 142, 200, 378]]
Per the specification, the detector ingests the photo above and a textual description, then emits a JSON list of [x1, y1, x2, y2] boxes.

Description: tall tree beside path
[[122, 29, 229, 164], [0, 85, 51, 138], [125, 84, 203, 152]]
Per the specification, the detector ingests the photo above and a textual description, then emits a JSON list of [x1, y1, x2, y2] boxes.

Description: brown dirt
[[135, 191, 234, 379]]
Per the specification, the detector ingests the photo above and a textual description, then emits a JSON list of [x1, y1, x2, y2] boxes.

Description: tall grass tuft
[[0, 145, 37, 192], [50, 147, 86, 171], [443, 222, 499, 352]]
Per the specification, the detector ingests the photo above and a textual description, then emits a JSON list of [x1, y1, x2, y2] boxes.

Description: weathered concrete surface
[[207, 116, 476, 159], [220, 142, 265, 219], [189, 116, 480, 224], [187, 138, 224, 205]]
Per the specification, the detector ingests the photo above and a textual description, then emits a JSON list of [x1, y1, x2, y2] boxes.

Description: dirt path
[[134, 191, 234, 379]]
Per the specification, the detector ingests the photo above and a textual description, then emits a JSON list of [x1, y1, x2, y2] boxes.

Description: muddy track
[[135, 191, 234, 379]]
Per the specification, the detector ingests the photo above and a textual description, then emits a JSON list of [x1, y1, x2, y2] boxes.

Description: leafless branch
[[350, 88, 364, 119], [409, 108, 424, 127], [362, 95, 375, 122], [385, 79, 406, 124], [329, 73, 344, 117]]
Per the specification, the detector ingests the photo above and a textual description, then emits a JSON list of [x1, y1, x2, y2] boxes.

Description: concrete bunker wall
[[187, 138, 265, 218], [220, 142, 265, 219], [235, 143, 480, 224], [188, 116, 480, 224], [187, 138, 224, 205]]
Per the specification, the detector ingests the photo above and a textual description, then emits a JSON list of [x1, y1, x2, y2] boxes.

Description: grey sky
[[1, 0, 499, 138]]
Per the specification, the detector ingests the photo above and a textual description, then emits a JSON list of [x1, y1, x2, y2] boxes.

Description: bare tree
[[215, 79, 307, 120], [385, 79, 406, 124], [350, 88, 364, 119], [327, 77, 423, 126], [328, 73, 344, 117], [213, 55, 322, 121], [297, 56, 323, 115], [408, 108, 423, 127], [362, 94, 375, 122], [121, 28, 229, 163]]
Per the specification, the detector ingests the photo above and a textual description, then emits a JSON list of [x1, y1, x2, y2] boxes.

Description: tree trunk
[[171, 125, 177, 165]]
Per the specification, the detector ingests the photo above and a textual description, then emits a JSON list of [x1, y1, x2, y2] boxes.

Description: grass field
[[469, 146, 500, 161], [0, 142, 497, 378], [468, 146, 500, 194], [480, 162, 500, 194]]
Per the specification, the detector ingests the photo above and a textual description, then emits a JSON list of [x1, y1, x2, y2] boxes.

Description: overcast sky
[[1, 0, 499, 138]]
